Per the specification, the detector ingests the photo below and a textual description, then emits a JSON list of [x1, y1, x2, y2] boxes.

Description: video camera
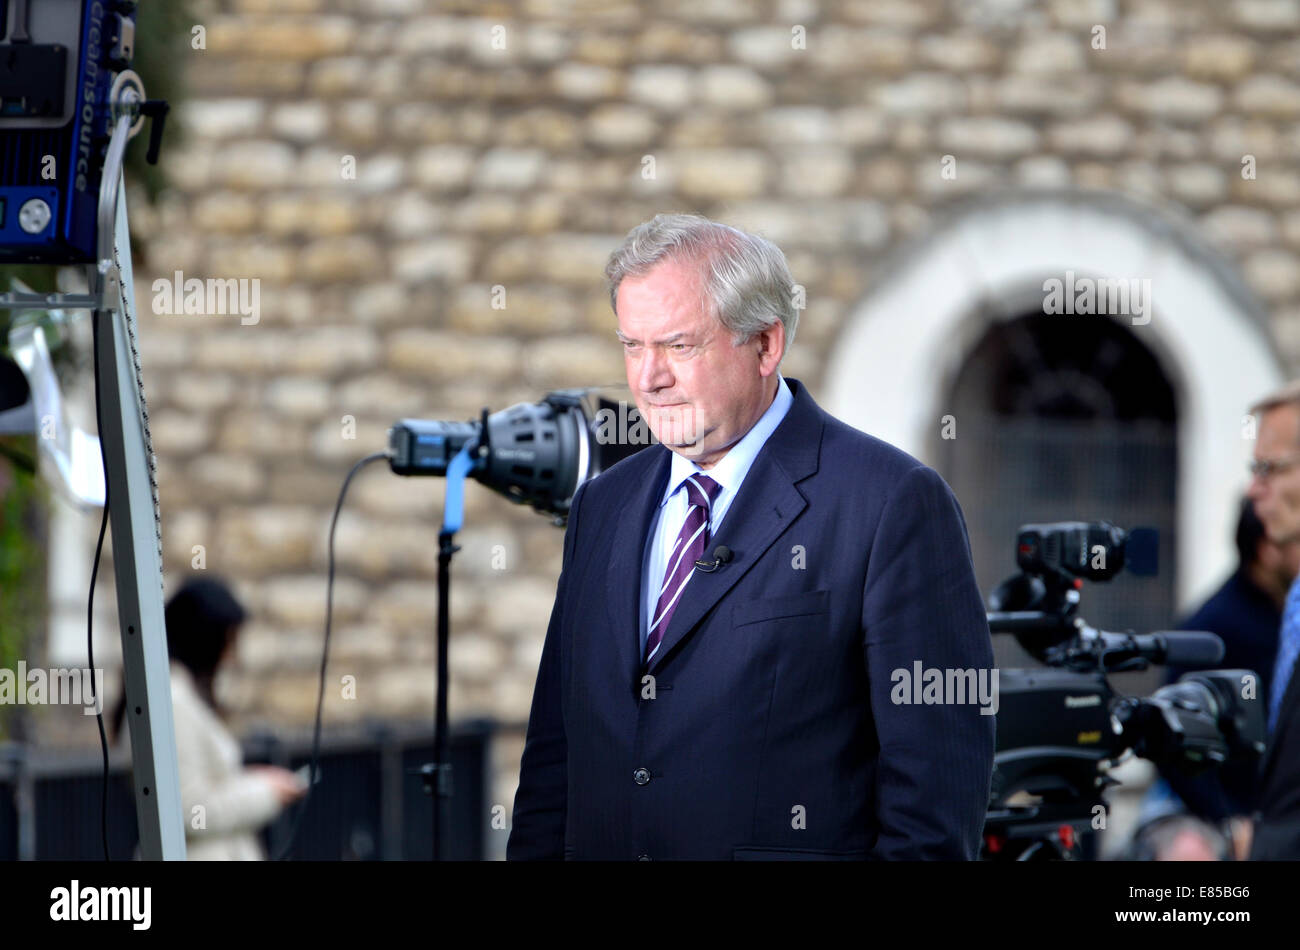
[[983, 521, 1267, 861]]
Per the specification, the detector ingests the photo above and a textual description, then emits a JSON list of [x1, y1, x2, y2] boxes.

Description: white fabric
[[169, 662, 282, 860]]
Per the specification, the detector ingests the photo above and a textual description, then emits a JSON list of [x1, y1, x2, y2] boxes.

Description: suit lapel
[[644, 378, 823, 676]]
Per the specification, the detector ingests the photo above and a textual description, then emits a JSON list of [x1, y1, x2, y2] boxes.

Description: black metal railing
[[0, 718, 494, 861]]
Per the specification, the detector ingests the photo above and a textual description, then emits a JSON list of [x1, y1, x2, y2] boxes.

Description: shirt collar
[[660, 374, 792, 508]]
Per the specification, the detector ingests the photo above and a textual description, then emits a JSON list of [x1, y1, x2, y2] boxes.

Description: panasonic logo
[[1064, 695, 1102, 708]]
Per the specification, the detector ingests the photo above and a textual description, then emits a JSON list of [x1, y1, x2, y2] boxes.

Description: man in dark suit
[[1246, 380, 1300, 860], [508, 213, 996, 861]]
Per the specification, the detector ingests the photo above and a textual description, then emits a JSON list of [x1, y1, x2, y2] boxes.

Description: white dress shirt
[[639, 374, 794, 656]]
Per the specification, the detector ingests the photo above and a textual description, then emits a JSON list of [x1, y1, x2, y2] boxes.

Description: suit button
[[638, 854, 652, 861], [633, 767, 650, 785]]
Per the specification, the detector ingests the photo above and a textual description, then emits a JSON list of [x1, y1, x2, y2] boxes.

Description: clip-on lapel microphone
[[694, 545, 733, 573]]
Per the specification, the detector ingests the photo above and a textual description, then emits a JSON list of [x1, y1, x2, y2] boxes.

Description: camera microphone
[[1150, 631, 1226, 668], [695, 545, 733, 573], [1086, 630, 1226, 668]]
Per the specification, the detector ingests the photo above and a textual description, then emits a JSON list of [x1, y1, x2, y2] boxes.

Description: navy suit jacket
[[507, 377, 996, 860], [1252, 625, 1300, 859]]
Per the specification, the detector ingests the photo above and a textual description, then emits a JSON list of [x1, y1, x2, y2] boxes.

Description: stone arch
[[823, 190, 1285, 609]]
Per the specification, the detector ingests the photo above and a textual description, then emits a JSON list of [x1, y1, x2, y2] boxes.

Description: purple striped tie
[[646, 473, 722, 665]]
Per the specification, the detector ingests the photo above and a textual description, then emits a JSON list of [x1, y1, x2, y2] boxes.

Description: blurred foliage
[[0, 290, 86, 396], [0, 458, 47, 740], [126, 0, 191, 208]]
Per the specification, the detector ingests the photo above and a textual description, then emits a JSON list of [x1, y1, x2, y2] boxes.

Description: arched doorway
[[937, 311, 1178, 650], [824, 191, 1284, 616]]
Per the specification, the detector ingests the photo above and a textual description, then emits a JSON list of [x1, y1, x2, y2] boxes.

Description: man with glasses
[[1244, 380, 1300, 859]]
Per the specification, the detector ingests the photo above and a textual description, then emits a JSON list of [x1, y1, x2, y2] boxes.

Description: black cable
[[89, 308, 112, 861], [274, 450, 389, 861]]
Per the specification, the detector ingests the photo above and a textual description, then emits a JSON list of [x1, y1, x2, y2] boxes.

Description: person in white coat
[[114, 577, 306, 859]]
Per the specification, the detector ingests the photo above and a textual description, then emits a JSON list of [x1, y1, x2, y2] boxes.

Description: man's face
[[1249, 405, 1300, 545], [615, 256, 783, 470], [1258, 536, 1300, 591]]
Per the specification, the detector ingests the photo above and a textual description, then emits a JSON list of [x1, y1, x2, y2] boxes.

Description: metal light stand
[[0, 75, 185, 859], [416, 437, 480, 860]]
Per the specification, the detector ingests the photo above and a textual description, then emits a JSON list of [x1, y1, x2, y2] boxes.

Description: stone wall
[[45, 0, 1300, 853]]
